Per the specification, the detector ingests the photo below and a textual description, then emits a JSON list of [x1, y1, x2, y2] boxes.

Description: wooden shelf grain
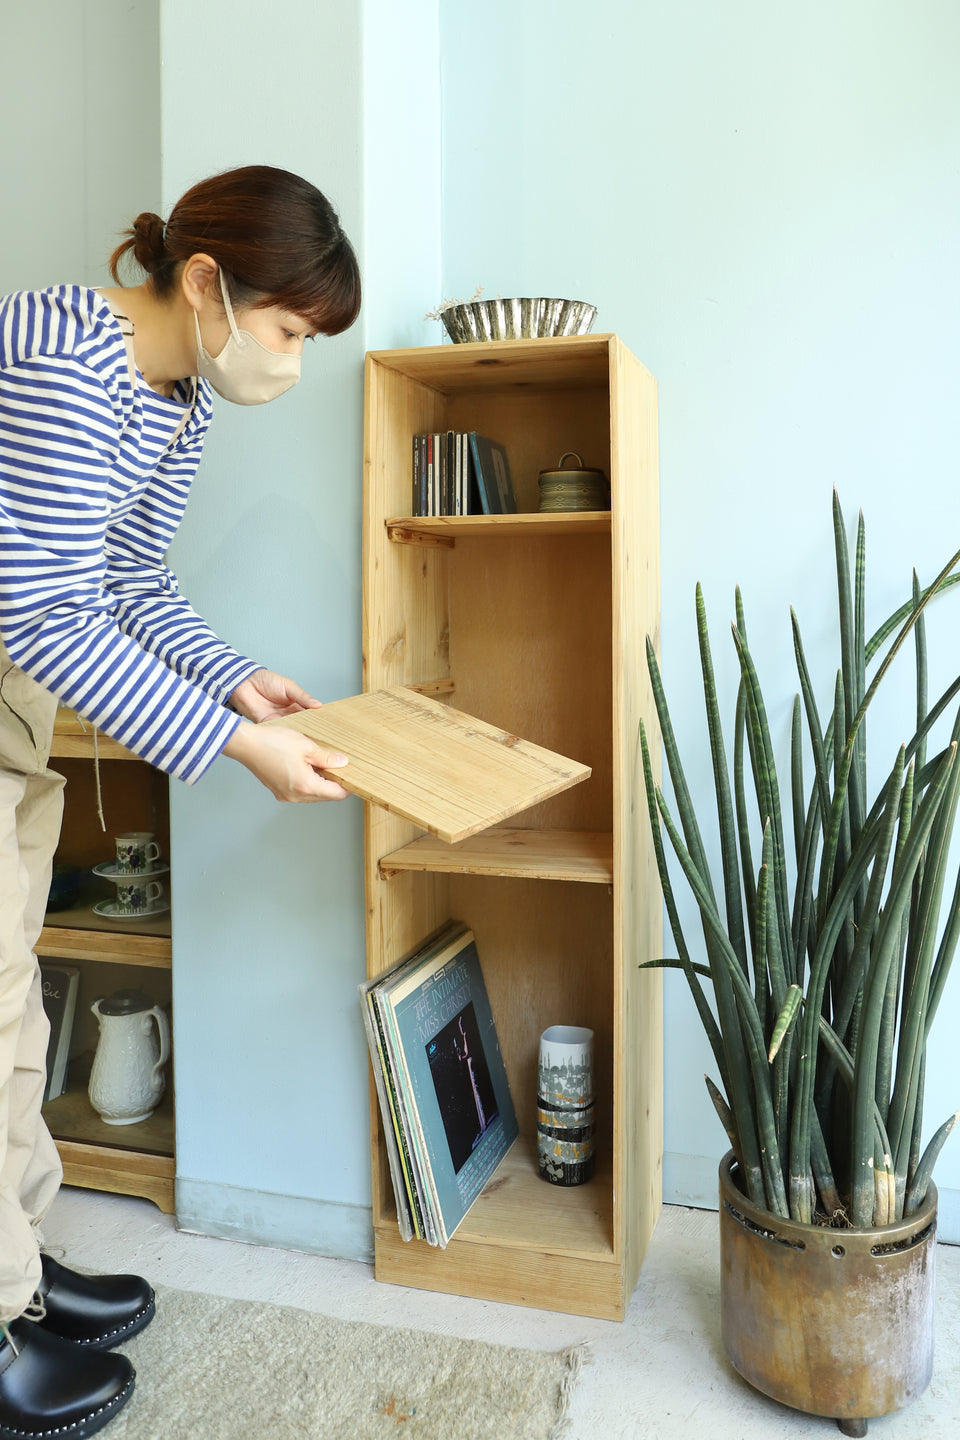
[[379, 828, 614, 883], [38, 908, 171, 967], [277, 686, 591, 845], [386, 512, 611, 546]]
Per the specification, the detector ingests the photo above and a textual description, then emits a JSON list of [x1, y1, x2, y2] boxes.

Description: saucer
[[93, 861, 169, 882], [92, 899, 169, 921]]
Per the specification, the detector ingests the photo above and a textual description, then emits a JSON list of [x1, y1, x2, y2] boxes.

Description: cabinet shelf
[[379, 828, 614, 883], [44, 739, 175, 1211], [51, 708, 136, 760], [44, 1070, 174, 1158], [38, 908, 171, 968], [45, 1073, 175, 1214], [386, 512, 610, 546]]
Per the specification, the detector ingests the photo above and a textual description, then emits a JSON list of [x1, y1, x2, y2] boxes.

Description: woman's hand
[[229, 668, 324, 722], [222, 720, 349, 803]]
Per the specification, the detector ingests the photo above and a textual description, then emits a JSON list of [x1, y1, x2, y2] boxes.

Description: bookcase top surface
[[275, 686, 592, 844], [366, 333, 639, 393]]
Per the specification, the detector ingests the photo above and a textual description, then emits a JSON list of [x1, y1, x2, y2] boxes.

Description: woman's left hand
[[228, 668, 324, 722]]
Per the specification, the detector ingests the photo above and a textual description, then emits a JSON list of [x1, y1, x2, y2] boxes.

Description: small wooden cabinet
[[39, 710, 174, 1213], [363, 334, 662, 1319]]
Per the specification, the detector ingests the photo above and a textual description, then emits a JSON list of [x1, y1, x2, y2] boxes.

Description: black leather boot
[[0, 1319, 134, 1439], [36, 1255, 155, 1349]]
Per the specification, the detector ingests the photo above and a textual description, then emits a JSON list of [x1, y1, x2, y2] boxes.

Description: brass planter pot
[[719, 1151, 937, 1434]]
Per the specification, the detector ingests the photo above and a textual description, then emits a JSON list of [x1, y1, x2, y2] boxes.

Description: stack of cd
[[537, 452, 610, 513]]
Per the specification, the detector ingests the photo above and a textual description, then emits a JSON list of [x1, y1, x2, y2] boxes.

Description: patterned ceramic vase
[[537, 1025, 595, 1185]]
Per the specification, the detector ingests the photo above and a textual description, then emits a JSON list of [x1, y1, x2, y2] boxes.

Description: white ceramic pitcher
[[89, 989, 170, 1125]]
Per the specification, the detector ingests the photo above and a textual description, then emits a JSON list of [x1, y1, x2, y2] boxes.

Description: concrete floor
[[45, 1187, 960, 1439]]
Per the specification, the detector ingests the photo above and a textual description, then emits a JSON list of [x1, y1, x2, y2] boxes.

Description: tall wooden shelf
[[41, 710, 174, 1213], [363, 334, 662, 1321]]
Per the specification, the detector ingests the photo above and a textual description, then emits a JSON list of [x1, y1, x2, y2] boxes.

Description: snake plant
[[643, 492, 960, 1228]]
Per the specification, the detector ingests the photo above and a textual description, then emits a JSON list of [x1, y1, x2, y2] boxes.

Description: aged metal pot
[[719, 1151, 936, 1436]]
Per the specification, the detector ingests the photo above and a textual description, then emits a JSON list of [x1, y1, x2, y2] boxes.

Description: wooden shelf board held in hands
[[275, 687, 591, 844]]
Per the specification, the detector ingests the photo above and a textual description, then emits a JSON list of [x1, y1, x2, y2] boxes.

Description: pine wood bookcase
[[38, 711, 175, 1213], [363, 334, 662, 1320]]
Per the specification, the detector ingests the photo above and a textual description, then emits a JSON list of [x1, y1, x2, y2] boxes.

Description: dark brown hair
[[110, 165, 360, 335]]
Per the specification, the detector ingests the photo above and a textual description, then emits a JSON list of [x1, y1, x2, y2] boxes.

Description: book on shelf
[[360, 921, 518, 1247], [411, 432, 509, 517], [468, 433, 517, 514], [40, 962, 80, 1103]]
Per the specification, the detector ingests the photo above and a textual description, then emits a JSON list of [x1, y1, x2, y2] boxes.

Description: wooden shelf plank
[[459, 1135, 613, 1257], [375, 1227, 622, 1320], [387, 512, 611, 545], [55, 1139, 175, 1214], [373, 1141, 620, 1318], [369, 334, 616, 392], [38, 908, 171, 967], [378, 1135, 613, 1260], [51, 708, 136, 761], [277, 686, 591, 845], [44, 1075, 174, 1158], [379, 828, 614, 883]]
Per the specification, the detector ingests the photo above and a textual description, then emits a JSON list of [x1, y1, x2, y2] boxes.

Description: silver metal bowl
[[439, 298, 597, 344]]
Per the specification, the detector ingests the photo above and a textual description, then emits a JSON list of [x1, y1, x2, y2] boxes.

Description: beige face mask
[[194, 269, 301, 405]]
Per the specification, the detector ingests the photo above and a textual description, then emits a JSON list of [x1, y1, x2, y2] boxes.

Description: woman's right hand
[[222, 720, 349, 802]]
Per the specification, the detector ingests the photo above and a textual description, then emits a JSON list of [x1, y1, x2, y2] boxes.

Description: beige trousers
[[0, 638, 64, 1324]]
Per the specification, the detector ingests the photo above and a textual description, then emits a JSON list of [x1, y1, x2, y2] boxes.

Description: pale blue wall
[[159, 0, 368, 1252], [439, 0, 960, 1228], [159, 0, 440, 1256], [0, 0, 160, 291]]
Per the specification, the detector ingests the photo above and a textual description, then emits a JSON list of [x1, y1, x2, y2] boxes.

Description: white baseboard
[[175, 1177, 374, 1263], [663, 1151, 960, 1244]]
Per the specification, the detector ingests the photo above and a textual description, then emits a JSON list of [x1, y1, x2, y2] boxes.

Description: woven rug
[[102, 1283, 584, 1440]]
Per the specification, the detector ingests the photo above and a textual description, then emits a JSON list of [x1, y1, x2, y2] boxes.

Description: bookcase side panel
[[609, 341, 663, 1288], [362, 357, 450, 691], [362, 356, 455, 1227]]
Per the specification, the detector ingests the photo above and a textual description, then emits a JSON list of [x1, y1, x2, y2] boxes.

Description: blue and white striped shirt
[[0, 285, 259, 782]]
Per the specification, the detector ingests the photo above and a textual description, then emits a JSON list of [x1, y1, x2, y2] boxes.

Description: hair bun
[[130, 212, 166, 272]]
